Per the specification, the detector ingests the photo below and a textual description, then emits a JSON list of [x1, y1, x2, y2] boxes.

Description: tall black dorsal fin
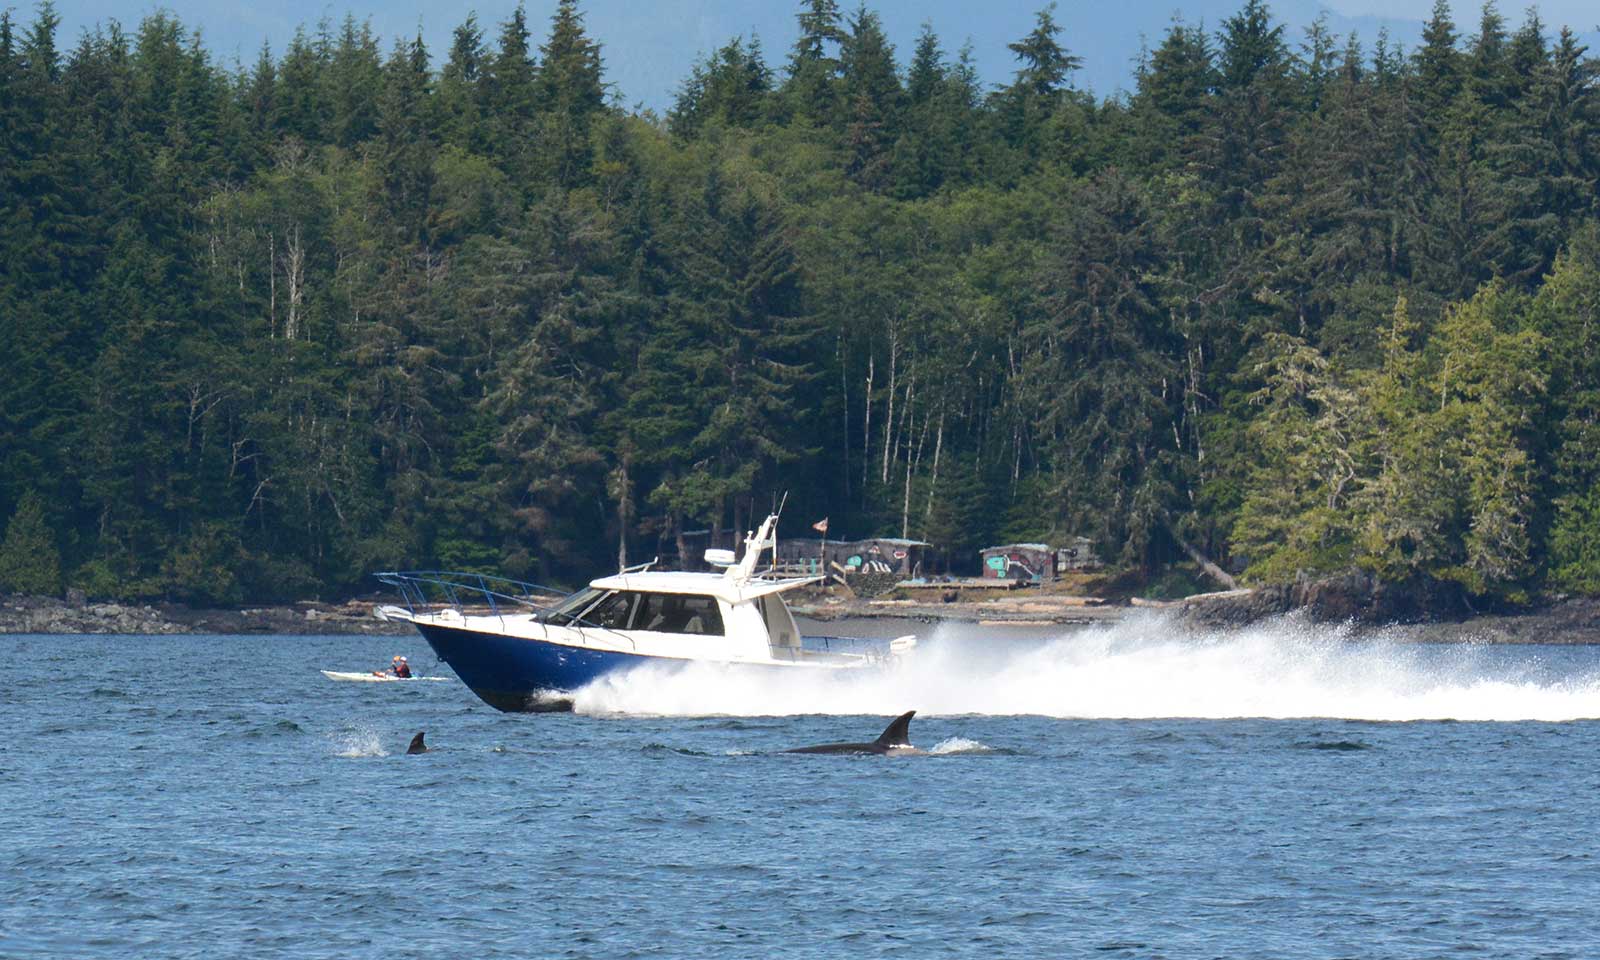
[[873, 711, 916, 749]]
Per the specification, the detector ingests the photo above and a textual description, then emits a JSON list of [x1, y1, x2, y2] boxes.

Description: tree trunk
[[267, 229, 277, 338], [882, 326, 897, 484], [901, 432, 914, 539], [615, 452, 631, 572], [839, 333, 850, 499], [1169, 523, 1237, 590], [862, 354, 874, 492], [924, 407, 945, 521], [283, 223, 306, 340]]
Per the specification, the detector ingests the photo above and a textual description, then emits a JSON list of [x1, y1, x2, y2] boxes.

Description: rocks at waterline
[[0, 594, 409, 635]]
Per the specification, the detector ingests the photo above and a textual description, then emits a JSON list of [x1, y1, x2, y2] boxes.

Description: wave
[[330, 726, 388, 758], [569, 613, 1600, 722], [926, 736, 999, 755]]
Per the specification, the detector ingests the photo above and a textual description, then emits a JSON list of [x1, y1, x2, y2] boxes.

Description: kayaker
[[373, 655, 412, 679]]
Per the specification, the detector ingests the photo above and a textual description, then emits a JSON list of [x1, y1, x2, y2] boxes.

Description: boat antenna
[[771, 491, 789, 573]]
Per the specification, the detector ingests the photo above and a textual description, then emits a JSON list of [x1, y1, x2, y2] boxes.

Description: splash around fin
[[784, 711, 919, 755]]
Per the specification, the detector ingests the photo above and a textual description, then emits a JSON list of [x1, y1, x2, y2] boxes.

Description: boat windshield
[[537, 587, 605, 625]]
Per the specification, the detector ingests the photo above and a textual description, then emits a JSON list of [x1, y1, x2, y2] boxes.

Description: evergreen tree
[[651, 163, 821, 534], [1466, 1, 1510, 108], [434, 15, 486, 150], [1231, 332, 1360, 579], [538, 0, 607, 187], [783, 0, 845, 126], [1530, 228, 1600, 591], [323, 15, 382, 147], [670, 37, 771, 138], [276, 26, 326, 143], [1195, 0, 1292, 326], [1293, 14, 1337, 113], [0, 490, 62, 595], [1414, 0, 1463, 124], [373, 34, 435, 243], [1007, 3, 1079, 97], [240, 42, 278, 168], [1024, 170, 1183, 569], [994, 4, 1081, 165], [1505, 9, 1546, 103], [840, 8, 901, 191], [1130, 18, 1214, 170], [9, 0, 1600, 602], [481, 5, 539, 185], [893, 30, 980, 197]]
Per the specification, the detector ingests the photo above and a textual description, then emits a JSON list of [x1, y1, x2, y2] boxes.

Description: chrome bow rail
[[373, 571, 568, 618]]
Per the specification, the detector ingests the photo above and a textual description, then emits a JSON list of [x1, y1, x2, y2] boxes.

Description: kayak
[[320, 670, 451, 683]]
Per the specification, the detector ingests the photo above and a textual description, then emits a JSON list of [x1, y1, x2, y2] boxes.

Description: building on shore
[[980, 538, 1100, 582], [774, 537, 930, 579]]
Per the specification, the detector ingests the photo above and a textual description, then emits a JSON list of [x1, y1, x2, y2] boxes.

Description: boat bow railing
[[374, 570, 641, 652], [374, 570, 567, 620]]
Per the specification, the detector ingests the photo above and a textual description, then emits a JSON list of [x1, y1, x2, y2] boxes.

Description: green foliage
[[1231, 332, 1360, 580], [1233, 289, 1549, 599], [1549, 485, 1600, 593], [4, 0, 1600, 607], [0, 491, 62, 595], [162, 523, 244, 605], [670, 38, 771, 139]]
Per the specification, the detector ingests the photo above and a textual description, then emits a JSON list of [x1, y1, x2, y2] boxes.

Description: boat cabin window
[[538, 587, 604, 625], [634, 592, 724, 636], [585, 590, 638, 630]]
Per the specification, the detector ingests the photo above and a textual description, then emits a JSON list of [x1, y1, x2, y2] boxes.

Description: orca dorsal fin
[[873, 711, 916, 749]]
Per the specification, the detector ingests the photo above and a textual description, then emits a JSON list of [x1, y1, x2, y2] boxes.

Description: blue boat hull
[[413, 621, 665, 712]]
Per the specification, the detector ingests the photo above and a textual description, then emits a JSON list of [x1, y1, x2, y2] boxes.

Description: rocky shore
[[802, 570, 1600, 643], [6, 572, 1600, 643], [1177, 570, 1600, 644], [0, 593, 409, 635]]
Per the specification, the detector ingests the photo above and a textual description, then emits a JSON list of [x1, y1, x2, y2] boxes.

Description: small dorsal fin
[[873, 711, 916, 748]]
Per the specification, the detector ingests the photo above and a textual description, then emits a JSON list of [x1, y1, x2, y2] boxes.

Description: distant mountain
[[48, 0, 1589, 111]]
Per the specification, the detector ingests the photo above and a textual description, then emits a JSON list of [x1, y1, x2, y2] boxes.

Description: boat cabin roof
[[588, 570, 817, 605]]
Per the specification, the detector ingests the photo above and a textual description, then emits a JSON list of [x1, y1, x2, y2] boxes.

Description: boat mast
[[729, 513, 779, 583]]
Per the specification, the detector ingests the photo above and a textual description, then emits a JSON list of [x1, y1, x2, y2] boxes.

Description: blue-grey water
[[4, 619, 1600, 958]]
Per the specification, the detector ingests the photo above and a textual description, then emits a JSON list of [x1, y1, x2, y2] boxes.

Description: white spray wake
[[570, 614, 1600, 722], [330, 726, 388, 758]]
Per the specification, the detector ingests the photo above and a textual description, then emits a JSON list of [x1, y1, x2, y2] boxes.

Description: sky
[[40, 1, 1600, 112]]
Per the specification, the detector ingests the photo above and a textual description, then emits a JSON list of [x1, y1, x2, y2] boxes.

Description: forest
[[3, 0, 1600, 606]]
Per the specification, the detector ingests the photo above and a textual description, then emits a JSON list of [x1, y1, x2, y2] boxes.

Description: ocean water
[[3, 616, 1599, 959]]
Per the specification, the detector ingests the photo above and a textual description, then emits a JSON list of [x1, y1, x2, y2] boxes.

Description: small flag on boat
[[813, 518, 828, 534]]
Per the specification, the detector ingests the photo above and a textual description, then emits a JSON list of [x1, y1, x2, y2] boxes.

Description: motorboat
[[374, 514, 916, 711]]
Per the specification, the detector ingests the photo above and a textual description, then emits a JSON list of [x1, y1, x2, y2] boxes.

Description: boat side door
[[629, 592, 741, 659]]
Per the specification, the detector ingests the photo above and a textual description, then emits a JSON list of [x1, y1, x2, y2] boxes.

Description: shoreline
[[5, 588, 1600, 644], [0, 595, 411, 636]]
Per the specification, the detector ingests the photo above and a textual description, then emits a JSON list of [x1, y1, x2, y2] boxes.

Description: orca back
[[873, 711, 916, 750], [785, 711, 917, 755]]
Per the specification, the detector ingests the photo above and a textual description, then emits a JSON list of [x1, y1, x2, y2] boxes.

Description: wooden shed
[[775, 536, 929, 579], [980, 537, 1101, 581], [1056, 537, 1100, 572], [980, 543, 1055, 582]]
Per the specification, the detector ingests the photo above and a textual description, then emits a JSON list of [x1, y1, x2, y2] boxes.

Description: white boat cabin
[[382, 514, 910, 668]]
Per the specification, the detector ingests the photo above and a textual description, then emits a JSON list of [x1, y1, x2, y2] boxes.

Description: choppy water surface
[[4, 617, 1600, 958]]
